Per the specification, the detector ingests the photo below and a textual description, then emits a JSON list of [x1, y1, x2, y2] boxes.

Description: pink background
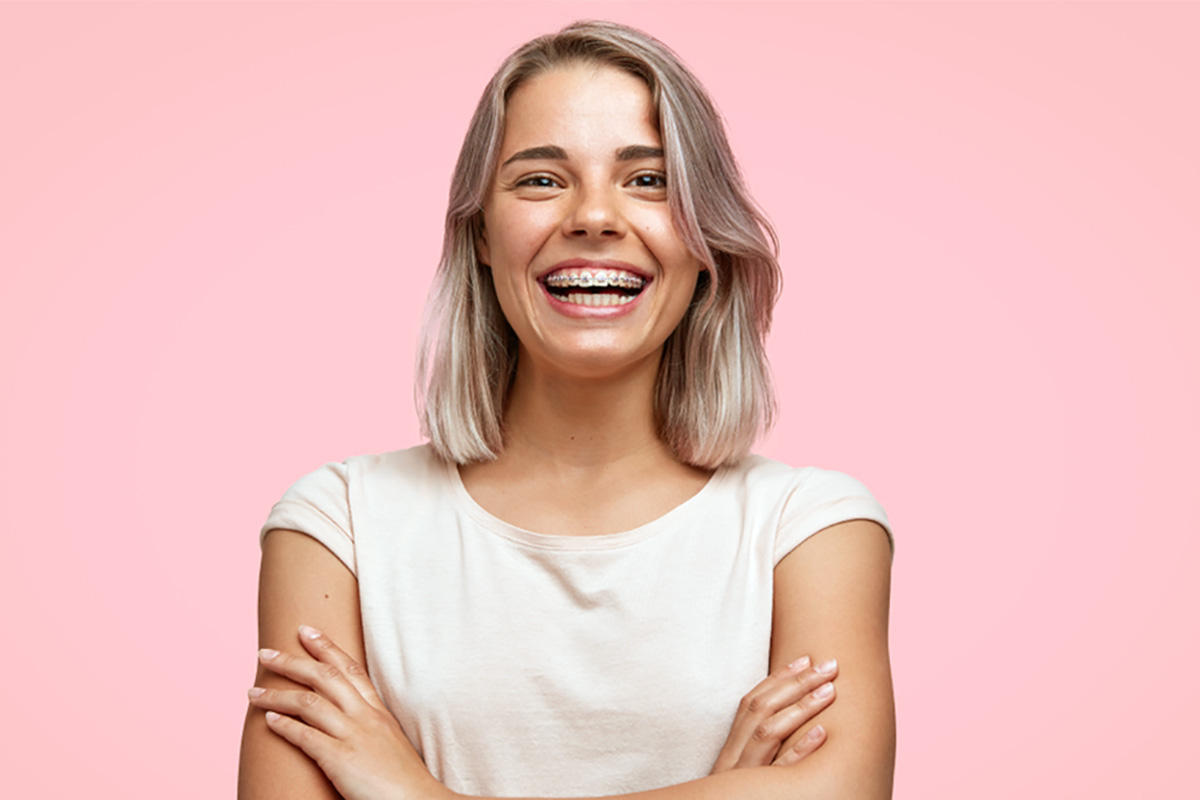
[[2, 1, 1196, 796]]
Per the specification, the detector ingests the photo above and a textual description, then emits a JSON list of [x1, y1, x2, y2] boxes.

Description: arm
[[238, 529, 366, 800], [516, 518, 896, 800], [763, 518, 896, 796], [253, 519, 895, 800]]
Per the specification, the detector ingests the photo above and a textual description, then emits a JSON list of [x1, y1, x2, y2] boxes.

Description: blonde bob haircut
[[418, 20, 781, 469]]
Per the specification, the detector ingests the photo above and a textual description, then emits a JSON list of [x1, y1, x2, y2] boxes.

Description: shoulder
[[347, 442, 448, 487], [723, 454, 893, 565], [271, 444, 443, 501], [259, 444, 445, 570], [725, 453, 877, 500]]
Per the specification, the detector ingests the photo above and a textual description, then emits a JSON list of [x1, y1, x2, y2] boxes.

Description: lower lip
[[539, 282, 649, 319]]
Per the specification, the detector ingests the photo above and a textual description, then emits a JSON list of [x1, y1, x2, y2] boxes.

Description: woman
[[239, 21, 895, 800]]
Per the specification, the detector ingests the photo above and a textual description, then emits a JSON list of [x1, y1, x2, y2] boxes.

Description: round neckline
[[443, 457, 730, 551]]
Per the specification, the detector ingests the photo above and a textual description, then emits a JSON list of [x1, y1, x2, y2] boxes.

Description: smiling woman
[[479, 65, 705, 387], [239, 21, 895, 800]]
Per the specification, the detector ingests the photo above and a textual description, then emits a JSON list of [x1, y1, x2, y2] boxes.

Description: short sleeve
[[260, 461, 356, 576], [773, 469, 893, 565]]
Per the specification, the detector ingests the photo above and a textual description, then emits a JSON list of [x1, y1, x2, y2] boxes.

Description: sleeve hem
[[772, 502, 893, 566], [260, 503, 358, 577]]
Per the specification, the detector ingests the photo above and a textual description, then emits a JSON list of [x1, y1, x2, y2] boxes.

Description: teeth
[[564, 292, 636, 306]]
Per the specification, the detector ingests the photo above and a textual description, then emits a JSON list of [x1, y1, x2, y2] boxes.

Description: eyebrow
[[501, 145, 568, 166], [615, 145, 664, 162], [500, 144, 664, 167]]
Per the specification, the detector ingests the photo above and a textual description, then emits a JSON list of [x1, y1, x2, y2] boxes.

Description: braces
[[544, 273, 645, 290]]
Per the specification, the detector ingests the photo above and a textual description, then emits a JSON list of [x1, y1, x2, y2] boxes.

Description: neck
[[499, 348, 672, 472]]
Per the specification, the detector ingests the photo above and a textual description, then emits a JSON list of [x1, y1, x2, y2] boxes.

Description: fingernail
[[787, 656, 811, 671], [248, 687, 265, 699], [299, 625, 321, 639], [814, 682, 835, 699], [265, 711, 281, 723], [259, 648, 279, 661], [814, 658, 837, 675], [807, 725, 825, 740]]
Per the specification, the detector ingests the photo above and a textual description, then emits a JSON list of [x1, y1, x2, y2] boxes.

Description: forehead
[[500, 64, 661, 155]]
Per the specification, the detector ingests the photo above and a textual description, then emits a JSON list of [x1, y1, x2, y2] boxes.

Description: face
[[477, 63, 706, 381]]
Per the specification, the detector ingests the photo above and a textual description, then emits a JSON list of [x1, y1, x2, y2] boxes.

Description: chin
[[538, 342, 662, 382]]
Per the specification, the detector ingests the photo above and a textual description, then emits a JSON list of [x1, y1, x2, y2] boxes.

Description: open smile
[[538, 261, 653, 311]]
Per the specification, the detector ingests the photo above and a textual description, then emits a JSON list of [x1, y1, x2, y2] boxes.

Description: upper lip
[[537, 259, 653, 282]]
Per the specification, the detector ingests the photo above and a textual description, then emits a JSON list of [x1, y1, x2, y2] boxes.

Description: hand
[[710, 655, 838, 772], [249, 625, 457, 800]]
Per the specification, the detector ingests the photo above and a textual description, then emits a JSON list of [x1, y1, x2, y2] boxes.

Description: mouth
[[539, 266, 652, 308]]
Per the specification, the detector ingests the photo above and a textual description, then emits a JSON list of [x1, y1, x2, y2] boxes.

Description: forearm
[[238, 703, 344, 800], [463, 759, 890, 800]]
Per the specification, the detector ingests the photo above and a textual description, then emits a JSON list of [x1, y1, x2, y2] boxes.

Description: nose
[[562, 182, 627, 240]]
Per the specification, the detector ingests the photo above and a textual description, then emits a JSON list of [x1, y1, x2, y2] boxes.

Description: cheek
[[490, 265, 532, 318], [670, 273, 703, 317], [631, 213, 694, 261], [492, 207, 561, 261]]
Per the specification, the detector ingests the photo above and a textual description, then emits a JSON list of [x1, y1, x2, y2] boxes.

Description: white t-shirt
[[261, 444, 891, 798]]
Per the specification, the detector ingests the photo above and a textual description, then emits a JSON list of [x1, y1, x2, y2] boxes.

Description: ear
[[475, 219, 491, 268]]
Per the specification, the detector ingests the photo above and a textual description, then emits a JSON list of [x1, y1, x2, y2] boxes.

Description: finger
[[715, 657, 811, 769], [774, 682, 837, 763], [263, 709, 344, 773], [720, 657, 838, 768], [249, 686, 350, 738], [773, 724, 826, 767], [257, 647, 368, 714], [297, 625, 387, 711], [737, 681, 835, 767], [712, 656, 813, 773], [748, 658, 838, 725]]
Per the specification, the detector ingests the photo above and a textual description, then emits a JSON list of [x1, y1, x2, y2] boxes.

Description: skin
[[238, 63, 895, 800]]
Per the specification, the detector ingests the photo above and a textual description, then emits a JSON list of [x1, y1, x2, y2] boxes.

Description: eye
[[516, 174, 563, 189], [627, 172, 667, 190]]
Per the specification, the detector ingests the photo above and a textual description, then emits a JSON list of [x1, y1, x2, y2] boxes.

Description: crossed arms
[[237, 520, 894, 799]]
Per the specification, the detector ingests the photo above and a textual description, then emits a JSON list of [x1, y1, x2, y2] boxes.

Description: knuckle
[[299, 691, 321, 708], [344, 661, 368, 678], [319, 664, 342, 682], [744, 695, 766, 715], [792, 671, 820, 691], [750, 722, 776, 743]]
